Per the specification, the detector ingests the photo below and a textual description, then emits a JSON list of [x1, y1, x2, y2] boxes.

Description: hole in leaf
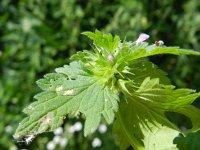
[[192, 97, 200, 109], [165, 111, 192, 130], [126, 146, 133, 150]]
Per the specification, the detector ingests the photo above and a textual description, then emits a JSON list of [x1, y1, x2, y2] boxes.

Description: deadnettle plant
[[14, 30, 200, 150]]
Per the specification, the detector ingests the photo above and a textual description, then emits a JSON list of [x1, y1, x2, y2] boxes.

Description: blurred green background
[[1, 0, 200, 149]]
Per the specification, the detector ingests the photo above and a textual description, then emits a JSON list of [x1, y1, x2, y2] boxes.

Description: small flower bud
[[5, 125, 13, 133], [54, 127, 63, 135], [53, 136, 62, 144], [135, 33, 150, 44], [98, 124, 107, 134], [73, 122, 82, 131], [47, 141, 56, 150], [107, 54, 114, 61], [60, 138, 68, 147], [68, 126, 75, 133], [92, 137, 102, 148]]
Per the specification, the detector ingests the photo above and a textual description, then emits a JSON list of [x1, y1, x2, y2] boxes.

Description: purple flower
[[107, 54, 114, 61], [135, 33, 150, 44]]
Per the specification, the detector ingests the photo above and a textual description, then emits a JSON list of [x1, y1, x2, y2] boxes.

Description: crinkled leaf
[[14, 62, 119, 139], [113, 77, 200, 150]]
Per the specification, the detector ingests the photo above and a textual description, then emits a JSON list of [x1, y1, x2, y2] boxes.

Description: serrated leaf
[[117, 59, 170, 95], [70, 50, 98, 64], [143, 124, 179, 150], [114, 122, 180, 150], [14, 62, 119, 138], [113, 77, 200, 150], [113, 97, 179, 150], [36, 73, 66, 91], [55, 61, 91, 78], [129, 60, 170, 85], [82, 29, 120, 53], [15, 30, 200, 149], [128, 45, 200, 60]]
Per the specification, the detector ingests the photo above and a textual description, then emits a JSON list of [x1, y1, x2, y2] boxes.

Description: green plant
[[14, 30, 200, 150], [174, 130, 200, 150], [0, 1, 122, 149]]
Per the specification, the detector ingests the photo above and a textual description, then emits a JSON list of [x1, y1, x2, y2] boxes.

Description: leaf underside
[[113, 77, 200, 150]]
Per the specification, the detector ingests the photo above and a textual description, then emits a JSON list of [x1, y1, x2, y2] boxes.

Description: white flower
[[54, 127, 63, 135], [60, 138, 68, 147], [22, 18, 32, 33], [73, 122, 82, 131], [68, 126, 75, 133], [135, 33, 150, 44], [47, 141, 56, 150], [98, 124, 107, 134], [53, 136, 62, 144], [5, 125, 13, 133], [10, 145, 18, 150], [92, 137, 102, 148]]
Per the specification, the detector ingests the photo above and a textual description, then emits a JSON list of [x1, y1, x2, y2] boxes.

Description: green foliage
[[15, 30, 200, 150], [114, 77, 200, 150], [174, 130, 200, 150], [1, 0, 200, 149], [16, 62, 119, 137], [0, 0, 123, 149], [83, 30, 120, 53]]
